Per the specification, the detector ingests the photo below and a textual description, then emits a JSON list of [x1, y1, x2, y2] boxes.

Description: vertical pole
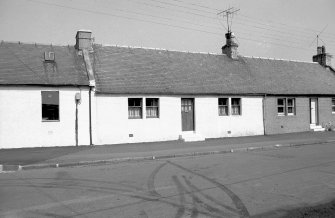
[[75, 100, 78, 146], [89, 87, 93, 146]]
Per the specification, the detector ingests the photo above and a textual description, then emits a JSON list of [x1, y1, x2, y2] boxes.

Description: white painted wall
[[0, 86, 90, 148], [195, 97, 264, 138], [94, 95, 264, 145], [94, 96, 182, 145]]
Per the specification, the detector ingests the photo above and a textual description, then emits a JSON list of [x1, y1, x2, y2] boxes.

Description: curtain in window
[[128, 107, 142, 118]]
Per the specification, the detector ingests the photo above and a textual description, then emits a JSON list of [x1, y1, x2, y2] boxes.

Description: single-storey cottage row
[[1, 30, 335, 148]]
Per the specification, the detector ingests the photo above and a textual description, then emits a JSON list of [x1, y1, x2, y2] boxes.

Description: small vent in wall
[[44, 51, 55, 62]]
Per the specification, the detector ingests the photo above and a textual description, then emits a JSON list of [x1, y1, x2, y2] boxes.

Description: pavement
[[1, 131, 335, 172]]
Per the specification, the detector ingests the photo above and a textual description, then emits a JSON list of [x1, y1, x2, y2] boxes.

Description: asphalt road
[[1, 143, 335, 218]]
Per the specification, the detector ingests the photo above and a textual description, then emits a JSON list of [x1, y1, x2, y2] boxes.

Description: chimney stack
[[75, 30, 93, 51], [313, 45, 332, 67], [222, 32, 239, 60]]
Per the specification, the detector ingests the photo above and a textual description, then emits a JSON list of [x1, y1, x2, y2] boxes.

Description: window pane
[[232, 106, 240, 115], [231, 98, 240, 106], [146, 107, 158, 117], [128, 98, 141, 107], [278, 107, 284, 114], [146, 98, 158, 107], [287, 98, 294, 106], [128, 107, 142, 118], [287, 107, 293, 113], [42, 91, 59, 121], [219, 106, 228, 116], [277, 98, 284, 106], [218, 98, 228, 106]]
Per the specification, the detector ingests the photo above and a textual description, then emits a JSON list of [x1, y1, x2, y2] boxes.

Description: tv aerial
[[217, 7, 240, 33]]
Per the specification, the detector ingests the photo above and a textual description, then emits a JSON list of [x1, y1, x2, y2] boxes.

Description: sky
[[1, 0, 335, 67]]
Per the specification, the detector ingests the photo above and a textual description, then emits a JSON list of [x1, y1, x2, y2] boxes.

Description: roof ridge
[[1, 40, 316, 64], [0, 40, 72, 47], [99, 44, 220, 55], [242, 55, 316, 64]]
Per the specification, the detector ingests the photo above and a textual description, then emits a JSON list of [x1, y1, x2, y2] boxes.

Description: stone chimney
[[75, 30, 93, 51], [222, 32, 239, 60], [313, 45, 332, 67]]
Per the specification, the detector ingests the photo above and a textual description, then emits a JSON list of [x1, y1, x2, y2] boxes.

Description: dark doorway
[[181, 98, 195, 131]]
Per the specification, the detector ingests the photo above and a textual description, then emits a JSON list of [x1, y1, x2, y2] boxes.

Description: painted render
[[93, 95, 264, 145], [0, 86, 91, 148]]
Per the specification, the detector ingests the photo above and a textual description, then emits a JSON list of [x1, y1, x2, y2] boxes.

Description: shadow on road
[[252, 199, 335, 218], [0, 146, 93, 165]]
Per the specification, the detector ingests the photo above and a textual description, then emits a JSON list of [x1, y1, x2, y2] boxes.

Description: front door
[[310, 98, 318, 125], [181, 98, 194, 131]]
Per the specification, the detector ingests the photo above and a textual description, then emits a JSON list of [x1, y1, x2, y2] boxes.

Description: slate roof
[[94, 45, 335, 95], [0, 42, 89, 86], [1, 42, 335, 95]]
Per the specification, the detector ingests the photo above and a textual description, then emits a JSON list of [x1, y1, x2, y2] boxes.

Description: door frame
[[310, 98, 319, 125], [181, 98, 195, 132]]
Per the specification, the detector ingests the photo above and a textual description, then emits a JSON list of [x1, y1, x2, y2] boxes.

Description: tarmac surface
[[1, 142, 335, 217], [1, 131, 335, 172]]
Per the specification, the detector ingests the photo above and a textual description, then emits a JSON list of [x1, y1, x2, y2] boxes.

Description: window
[[287, 98, 295, 115], [231, 98, 241, 115], [277, 98, 296, 116], [277, 98, 286, 116], [218, 98, 229, 116], [42, 91, 59, 121], [332, 98, 335, 113], [128, 98, 142, 119], [146, 98, 159, 118]]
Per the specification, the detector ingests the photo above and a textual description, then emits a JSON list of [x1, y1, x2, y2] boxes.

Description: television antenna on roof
[[217, 7, 240, 33], [309, 24, 328, 47]]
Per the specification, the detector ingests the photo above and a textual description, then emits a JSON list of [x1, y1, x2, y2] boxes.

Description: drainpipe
[[262, 94, 267, 135], [89, 86, 93, 146], [82, 49, 95, 146], [75, 92, 81, 146]]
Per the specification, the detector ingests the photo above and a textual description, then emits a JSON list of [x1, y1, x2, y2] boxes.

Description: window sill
[[42, 120, 60, 122], [146, 117, 159, 119], [128, 117, 143, 119]]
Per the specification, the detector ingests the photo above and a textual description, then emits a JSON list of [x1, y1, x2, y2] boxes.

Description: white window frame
[[332, 98, 335, 114]]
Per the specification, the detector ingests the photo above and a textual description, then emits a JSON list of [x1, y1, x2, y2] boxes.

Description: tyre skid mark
[[172, 175, 187, 218], [182, 175, 235, 217], [147, 163, 167, 198], [168, 161, 250, 218]]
